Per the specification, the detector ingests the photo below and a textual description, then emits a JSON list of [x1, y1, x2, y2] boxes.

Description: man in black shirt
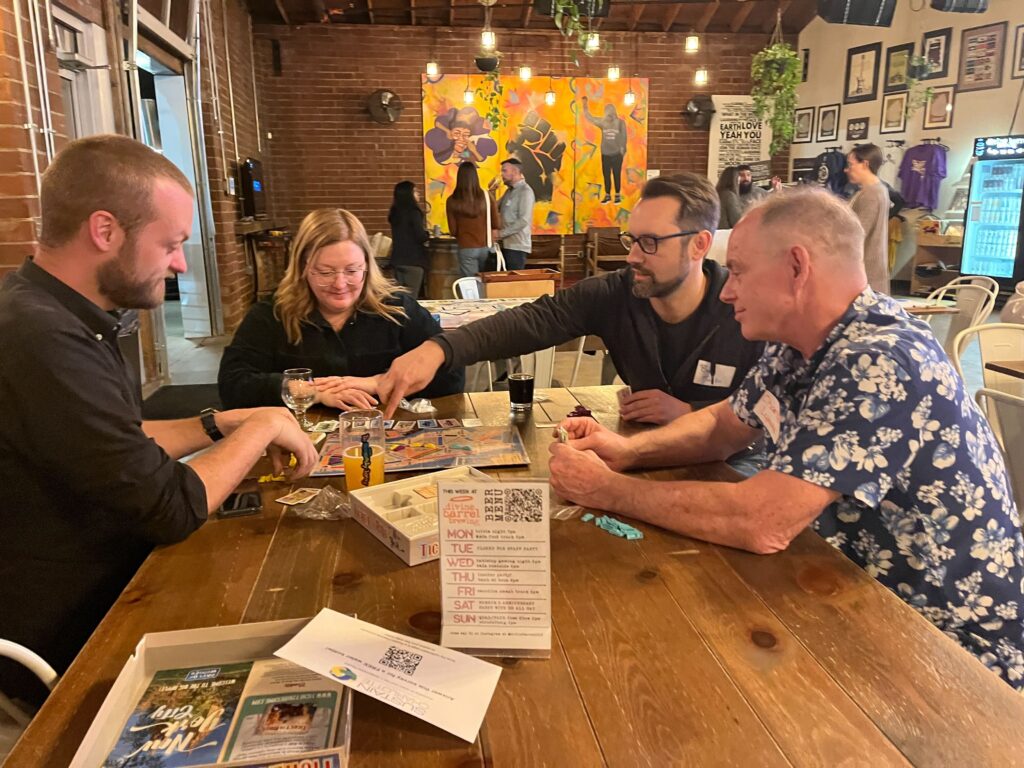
[[378, 173, 763, 426], [0, 135, 317, 706]]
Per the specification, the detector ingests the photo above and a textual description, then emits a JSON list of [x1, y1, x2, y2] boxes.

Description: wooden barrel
[[426, 237, 460, 299]]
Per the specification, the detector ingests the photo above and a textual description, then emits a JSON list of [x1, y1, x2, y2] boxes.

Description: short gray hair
[[749, 187, 865, 265]]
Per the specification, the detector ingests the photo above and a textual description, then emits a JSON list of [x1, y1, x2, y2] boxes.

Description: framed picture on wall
[[884, 43, 914, 93], [801, 48, 811, 82], [923, 85, 955, 130], [921, 28, 952, 80], [844, 43, 882, 104], [879, 93, 907, 134], [958, 22, 1007, 93], [846, 117, 870, 142], [816, 104, 840, 142], [1013, 25, 1024, 79], [793, 107, 815, 143]]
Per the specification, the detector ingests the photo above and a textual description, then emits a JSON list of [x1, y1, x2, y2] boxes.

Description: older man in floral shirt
[[548, 189, 1024, 689]]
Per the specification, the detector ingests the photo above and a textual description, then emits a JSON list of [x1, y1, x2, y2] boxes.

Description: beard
[[630, 265, 686, 299], [738, 180, 752, 194], [97, 234, 166, 309]]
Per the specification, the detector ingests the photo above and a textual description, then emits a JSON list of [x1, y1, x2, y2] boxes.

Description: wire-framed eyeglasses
[[309, 267, 367, 286], [619, 230, 699, 255]]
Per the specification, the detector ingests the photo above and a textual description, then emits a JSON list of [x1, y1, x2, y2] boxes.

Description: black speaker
[[817, 0, 896, 27], [239, 158, 267, 219], [930, 0, 988, 12]]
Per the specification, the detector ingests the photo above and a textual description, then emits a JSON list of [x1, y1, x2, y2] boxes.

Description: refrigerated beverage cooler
[[961, 135, 1024, 285]]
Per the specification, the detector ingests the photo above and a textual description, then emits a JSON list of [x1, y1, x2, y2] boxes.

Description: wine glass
[[281, 368, 316, 431]]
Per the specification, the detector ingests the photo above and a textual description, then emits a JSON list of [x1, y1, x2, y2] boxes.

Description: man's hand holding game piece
[[553, 418, 637, 472], [378, 341, 447, 418]]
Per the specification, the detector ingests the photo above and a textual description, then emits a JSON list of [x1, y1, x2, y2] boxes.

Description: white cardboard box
[[71, 618, 353, 767], [348, 466, 492, 566]]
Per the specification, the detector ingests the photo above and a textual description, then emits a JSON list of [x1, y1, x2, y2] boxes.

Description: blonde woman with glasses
[[218, 208, 463, 410]]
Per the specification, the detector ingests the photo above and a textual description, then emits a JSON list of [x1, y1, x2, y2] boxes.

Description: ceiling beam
[[730, 2, 754, 33], [628, 3, 644, 30], [695, 1, 718, 33], [661, 3, 681, 32], [763, 0, 790, 33], [521, 0, 531, 27]]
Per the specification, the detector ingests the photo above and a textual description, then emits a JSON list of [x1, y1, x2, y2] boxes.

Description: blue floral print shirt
[[730, 289, 1024, 690]]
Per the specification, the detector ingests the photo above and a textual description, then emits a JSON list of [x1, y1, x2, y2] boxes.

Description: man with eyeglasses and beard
[[378, 172, 763, 432]]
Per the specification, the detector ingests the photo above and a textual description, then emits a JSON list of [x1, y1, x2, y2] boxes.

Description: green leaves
[[751, 43, 801, 155]]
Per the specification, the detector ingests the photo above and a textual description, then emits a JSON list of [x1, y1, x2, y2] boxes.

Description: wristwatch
[[200, 408, 224, 442]]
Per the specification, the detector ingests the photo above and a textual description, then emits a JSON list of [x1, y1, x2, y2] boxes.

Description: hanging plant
[[477, 70, 506, 133], [751, 42, 801, 155], [548, 0, 604, 65], [904, 55, 935, 118]]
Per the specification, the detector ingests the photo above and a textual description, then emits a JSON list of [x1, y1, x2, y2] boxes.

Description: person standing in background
[[736, 164, 781, 212], [496, 157, 536, 271], [446, 162, 500, 277], [387, 181, 430, 298], [715, 166, 743, 229], [846, 143, 890, 294], [582, 96, 628, 204]]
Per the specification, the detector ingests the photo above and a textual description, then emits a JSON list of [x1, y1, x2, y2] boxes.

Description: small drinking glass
[[508, 373, 535, 412], [340, 409, 386, 491], [281, 368, 316, 431]]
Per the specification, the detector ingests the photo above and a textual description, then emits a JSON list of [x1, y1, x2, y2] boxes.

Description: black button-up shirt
[[0, 259, 207, 692], [218, 293, 464, 408]]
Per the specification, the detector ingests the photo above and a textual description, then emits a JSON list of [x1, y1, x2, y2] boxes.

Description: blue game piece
[[581, 513, 594, 523]]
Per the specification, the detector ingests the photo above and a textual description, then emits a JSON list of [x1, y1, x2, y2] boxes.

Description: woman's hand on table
[[317, 388, 378, 411], [556, 417, 637, 472], [315, 375, 379, 395]]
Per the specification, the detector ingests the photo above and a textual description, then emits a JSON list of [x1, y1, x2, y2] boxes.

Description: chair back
[[974, 388, 1024, 513], [589, 226, 628, 255], [953, 323, 1024, 399], [452, 276, 483, 300], [926, 278, 998, 356]]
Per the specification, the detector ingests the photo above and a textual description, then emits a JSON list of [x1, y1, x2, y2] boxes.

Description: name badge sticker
[[752, 390, 782, 443], [694, 360, 737, 388]]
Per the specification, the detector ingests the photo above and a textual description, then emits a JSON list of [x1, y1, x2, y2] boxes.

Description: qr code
[[379, 645, 423, 675], [483, 487, 543, 523]]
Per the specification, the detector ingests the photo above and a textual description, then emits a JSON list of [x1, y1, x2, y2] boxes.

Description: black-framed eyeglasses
[[620, 230, 699, 255]]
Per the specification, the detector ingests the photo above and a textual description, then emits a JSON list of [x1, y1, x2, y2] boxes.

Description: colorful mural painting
[[574, 78, 649, 232], [421, 75, 648, 236]]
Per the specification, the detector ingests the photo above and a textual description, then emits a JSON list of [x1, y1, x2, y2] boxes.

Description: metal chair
[[452, 277, 492, 391], [953, 322, 1024, 442], [925, 276, 999, 357], [974, 388, 1024, 514], [0, 639, 58, 728]]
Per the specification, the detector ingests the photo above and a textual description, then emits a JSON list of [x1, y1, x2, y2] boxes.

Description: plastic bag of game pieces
[[551, 502, 584, 521], [292, 486, 349, 520], [400, 398, 437, 414]]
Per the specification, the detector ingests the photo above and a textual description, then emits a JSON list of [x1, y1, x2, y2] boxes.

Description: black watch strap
[[200, 408, 224, 442]]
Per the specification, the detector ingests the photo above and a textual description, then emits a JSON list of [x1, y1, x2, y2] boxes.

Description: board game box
[[310, 420, 529, 478]]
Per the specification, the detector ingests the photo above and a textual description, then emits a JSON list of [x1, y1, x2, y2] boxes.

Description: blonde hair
[[39, 134, 193, 248], [274, 208, 406, 345]]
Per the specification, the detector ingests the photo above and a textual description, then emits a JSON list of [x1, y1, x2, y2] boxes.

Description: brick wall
[[0, 0, 69, 274], [252, 24, 790, 242]]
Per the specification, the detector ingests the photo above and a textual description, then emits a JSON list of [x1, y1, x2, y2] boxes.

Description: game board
[[310, 419, 529, 478]]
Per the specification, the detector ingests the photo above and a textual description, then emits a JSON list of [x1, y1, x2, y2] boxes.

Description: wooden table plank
[[985, 360, 1024, 380], [720, 531, 1024, 766]]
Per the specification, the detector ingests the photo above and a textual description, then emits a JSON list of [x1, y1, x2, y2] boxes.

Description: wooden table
[[11, 387, 1024, 766], [986, 360, 1024, 380]]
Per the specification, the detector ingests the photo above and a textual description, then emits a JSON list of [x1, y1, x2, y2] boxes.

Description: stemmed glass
[[281, 368, 316, 431]]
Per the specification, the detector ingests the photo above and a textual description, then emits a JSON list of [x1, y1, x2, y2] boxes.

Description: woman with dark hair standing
[[446, 162, 500, 277], [388, 180, 430, 298], [846, 143, 890, 294], [715, 166, 743, 229]]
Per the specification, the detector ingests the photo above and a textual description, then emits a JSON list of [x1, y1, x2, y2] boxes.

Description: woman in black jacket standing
[[388, 180, 431, 298]]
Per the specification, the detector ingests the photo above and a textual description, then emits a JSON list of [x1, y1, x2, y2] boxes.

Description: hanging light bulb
[[607, 65, 620, 81], [426, 61, 439, 77], [694, 67, 709, 86], [519, 65, 532, 81], [685, 34, 700, 54], [464, 86, 474, 104], [584, 32, 600, 53], [623, 88, 636, 107], [481, 29, 496, 51], [545, 88, 557, 106]]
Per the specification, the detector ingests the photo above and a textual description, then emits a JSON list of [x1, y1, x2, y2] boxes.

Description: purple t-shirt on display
[[898, 144, 947, 210]]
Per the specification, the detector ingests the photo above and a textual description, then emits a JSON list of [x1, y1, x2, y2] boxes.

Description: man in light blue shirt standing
[[496, 157, 536, 270]]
